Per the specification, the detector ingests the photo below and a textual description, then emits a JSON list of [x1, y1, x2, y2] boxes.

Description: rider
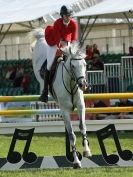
[[39, 5, 78, 103]]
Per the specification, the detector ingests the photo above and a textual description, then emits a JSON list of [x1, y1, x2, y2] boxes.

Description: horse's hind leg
[[61, 110, 81, 168]]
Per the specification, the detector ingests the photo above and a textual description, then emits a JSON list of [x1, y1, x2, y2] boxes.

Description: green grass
[[1, 168, 133, 177], [0, 131, 133, 177]]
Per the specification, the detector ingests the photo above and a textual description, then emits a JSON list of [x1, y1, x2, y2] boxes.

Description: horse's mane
[[28, 28, 44, 39], [62, 43, 86, 59], [28, 28, 45, 51]]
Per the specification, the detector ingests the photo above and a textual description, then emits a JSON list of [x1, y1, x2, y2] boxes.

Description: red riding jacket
[[45, 18, 78, 46]]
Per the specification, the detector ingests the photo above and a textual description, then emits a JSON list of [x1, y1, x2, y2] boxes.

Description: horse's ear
[[70, 43, 79, 55], [70, 43, 86, 59]]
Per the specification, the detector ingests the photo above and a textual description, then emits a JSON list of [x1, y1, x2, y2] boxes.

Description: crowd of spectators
[[85, 43, 104, 70], [88, 98, 133, 120], [85, 44, 133, 71], [0, 59, 32, 94]]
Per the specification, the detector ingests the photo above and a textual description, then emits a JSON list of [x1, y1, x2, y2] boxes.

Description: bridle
[[62, 57, 86, 95], [70, 58, 85, 84]]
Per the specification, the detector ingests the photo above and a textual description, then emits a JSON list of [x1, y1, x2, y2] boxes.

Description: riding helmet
[[60, 5, 73, 17]]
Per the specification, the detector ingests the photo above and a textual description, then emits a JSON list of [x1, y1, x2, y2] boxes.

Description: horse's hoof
[[73, 163, 82, 169], [83, 150, 92, 158]]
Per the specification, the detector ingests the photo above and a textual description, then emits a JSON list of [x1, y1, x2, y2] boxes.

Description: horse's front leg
[[61, 109, 81, 168], [77, 99, 92, 157]]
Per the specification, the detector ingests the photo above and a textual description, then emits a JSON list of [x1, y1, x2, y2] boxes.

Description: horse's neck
[[62, 58, 76, 89], [63, 59, 71, 81]]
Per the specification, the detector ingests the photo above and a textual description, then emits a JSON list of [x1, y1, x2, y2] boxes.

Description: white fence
[[121, 56, 133, 91], [1, 119, 133, 135], [87, 70, 106, 93], [104, 63, 122, 92], [87, 57, 133, 93]]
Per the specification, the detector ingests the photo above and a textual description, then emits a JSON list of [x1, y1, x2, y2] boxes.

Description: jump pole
[[0, 93, 133, 102], [0, 107, 132, 116]]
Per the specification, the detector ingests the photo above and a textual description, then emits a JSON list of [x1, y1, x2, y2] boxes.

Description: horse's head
[[62, 44, 88, 91], [70, 54, 88, 91]]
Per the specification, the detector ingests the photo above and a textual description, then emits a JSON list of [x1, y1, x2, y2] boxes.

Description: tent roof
[[0, 0, 93, 25], [75, 0, 133, 19]]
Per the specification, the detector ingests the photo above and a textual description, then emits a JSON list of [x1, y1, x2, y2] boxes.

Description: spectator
[[21, 71, 30, 93], [85, 44, 103, 70], [128, 47, 133, 66], [9, 66, 17, 80], [85, 45, 93, 61], [13, 65, 24, 87], [92, 100, 110, 120], [128, 46, 133, 56], [93, 44, 100, 58], [105, 98, 133, 120], [27, 58, 33, 71], [91, 56, 104, 70], [117, 98, 133, 119], [15, 64, 24, 78], [5, 65, 14, 80]]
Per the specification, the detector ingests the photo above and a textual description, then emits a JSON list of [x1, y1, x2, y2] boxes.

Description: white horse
[[30, 29, 92, 168]]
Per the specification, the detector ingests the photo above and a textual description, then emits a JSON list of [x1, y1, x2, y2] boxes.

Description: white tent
[[75, 0, 133, 18], [0, 0, 103, 45], [0, 0, 103, 59], [74, 0, 133, 45], [0, 0, 92, 25], [0, 0, 103, 43]]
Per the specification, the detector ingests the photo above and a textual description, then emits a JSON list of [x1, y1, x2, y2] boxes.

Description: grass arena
[[0, 93, 132, 176]]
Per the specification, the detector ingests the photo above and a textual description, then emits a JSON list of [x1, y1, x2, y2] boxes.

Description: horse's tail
[[28, 28, 44, 51]]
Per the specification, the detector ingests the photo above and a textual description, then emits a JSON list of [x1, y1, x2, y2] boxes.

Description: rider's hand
[[60, 40, 68, 47], [56, 49, 63, 57], [71, 40, 77, 45]]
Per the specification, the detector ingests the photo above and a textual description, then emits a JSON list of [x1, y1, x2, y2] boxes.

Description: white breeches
[[46, 44, 58, 70], [46, 41, 71, 70]]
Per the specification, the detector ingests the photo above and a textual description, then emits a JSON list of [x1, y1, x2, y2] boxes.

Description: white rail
[[0, 119, 133, 135]]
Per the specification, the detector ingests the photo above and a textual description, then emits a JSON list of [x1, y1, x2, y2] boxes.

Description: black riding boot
[[39, 69, 50, 103]]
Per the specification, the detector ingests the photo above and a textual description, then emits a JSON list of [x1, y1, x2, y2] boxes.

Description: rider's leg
[[39, 69, 50, 103], [39, 44, 57, 103]]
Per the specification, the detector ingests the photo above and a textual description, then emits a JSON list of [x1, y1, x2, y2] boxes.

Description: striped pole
[[0, 107, 133, 116], [0, 93, 133, 102]]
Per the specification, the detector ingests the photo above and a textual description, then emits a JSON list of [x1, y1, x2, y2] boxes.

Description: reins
[[62, 61, 78, 96], [61, 57, 85, 110]]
